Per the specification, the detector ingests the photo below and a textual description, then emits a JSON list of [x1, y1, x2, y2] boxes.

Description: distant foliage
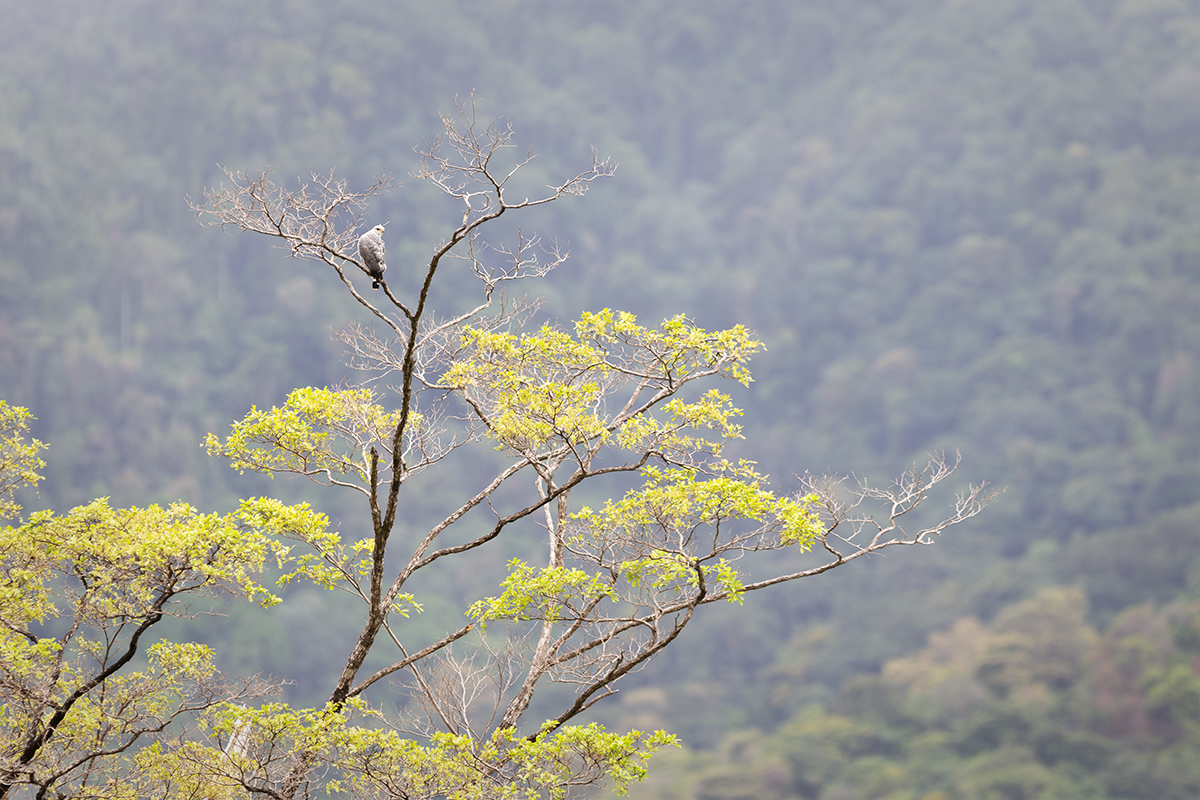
[[639, 588, 1200, 800]]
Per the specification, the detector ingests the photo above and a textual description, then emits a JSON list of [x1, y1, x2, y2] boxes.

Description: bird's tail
[[372, 281, 381, 289]]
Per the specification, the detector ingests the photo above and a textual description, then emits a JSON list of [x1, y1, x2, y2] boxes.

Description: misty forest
[[2, 1, 1199, 799]]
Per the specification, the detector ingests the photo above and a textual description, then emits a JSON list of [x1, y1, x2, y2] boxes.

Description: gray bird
[[358, 224, 387, 289]]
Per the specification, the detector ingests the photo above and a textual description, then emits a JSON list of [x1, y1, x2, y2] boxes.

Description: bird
[[358, 224, 387, 289]]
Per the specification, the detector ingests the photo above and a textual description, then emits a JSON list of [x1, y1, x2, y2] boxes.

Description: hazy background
[[2, 1, 1198, 797]]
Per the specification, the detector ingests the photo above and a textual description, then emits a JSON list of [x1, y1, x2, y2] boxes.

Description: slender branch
[[1, 589, 176, 799], [346, 623, 475, 699]]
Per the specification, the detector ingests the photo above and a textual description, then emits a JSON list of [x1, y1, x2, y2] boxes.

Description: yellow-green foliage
[[573, 309, 760, 388], [205, 387, 404, 478], [444, 311, 763, 456], [570, 463, 823, 600], [469, 559, 617, 626], [0, 499, 275, 744], [0, 410, 284, 798], [231, 497, 419, 615], [614, 390, 746, 458], [0, 400, 46, 518], [3, 498, 278, 627], [1, 631, 229, 796], [443, 324, 611, 452], [236, 496, 360, 588], [574, 462, 821, 547], [143, 699, 677, 800], [0, 301, 810, 800]]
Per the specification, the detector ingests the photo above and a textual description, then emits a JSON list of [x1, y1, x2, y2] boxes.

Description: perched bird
[[358, 224, 387, 289]]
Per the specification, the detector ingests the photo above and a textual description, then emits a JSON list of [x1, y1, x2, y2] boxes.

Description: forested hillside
[[1, 0, 1198, 795], [628, 590, 1200, 799]]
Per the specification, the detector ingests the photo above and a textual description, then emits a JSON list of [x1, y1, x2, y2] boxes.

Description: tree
[[0, 406, 278, 799], [1, 102, 991, 800]]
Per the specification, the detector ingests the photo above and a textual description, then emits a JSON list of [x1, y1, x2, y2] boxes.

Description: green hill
[[1, 0, 1197, 786]]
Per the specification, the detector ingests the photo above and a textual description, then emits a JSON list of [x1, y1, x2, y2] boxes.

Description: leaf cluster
[[444, 310, 762, 463], [0, 402, 46, 519], [142, 698, 675, 800], [205, 388, 403, 485]]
